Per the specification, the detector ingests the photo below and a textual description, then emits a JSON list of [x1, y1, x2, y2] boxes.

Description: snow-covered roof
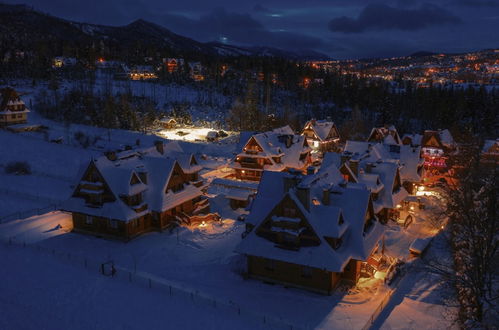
[[208, 178, 258, 201], [302, 120, 338, 141], [438, 129, 455, 148], [236, 164, 384, 272], [0, 87, 29, 113], [321, 152, 341, 169], [343, 140, 423, 184], [482, 139, 499, 154], [367, 126, 401, 145], [63, 144, 205, 222], [402, 134, 423, 146], [422, 129, 455, 150], [234, 128, 311, 171]]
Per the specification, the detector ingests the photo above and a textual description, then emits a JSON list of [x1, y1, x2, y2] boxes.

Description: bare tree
[[435, 143, 499, 327]]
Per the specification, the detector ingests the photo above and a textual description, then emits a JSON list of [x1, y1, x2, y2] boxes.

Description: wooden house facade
[[480, 139, 499, 166], [237, 166, 385, 295], [0, 87, 29, 127], [64, 143, 208, 240], [231, 126, 312, 182], [367, 126, 401, 145], [301, 119, 341, 153], [421, 129, 456, 170]]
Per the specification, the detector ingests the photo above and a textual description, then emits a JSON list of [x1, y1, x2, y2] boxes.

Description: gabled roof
[[303, 120, 338, 141], [368, 162, 408, 211], [235, 128, 311, 171], [482, 139, 499, 154], [64, 145, 204, 222], [236, 164, 384, 272], [367, 126, 401, 145], [402, 133, 423, 146], [343, 141, 424, 184], [422, 129, 455, 150]]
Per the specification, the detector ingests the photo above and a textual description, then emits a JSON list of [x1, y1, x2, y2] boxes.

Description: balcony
[[238, 161, 263, 169]]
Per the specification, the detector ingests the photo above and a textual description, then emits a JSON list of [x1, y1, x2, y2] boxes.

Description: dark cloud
[[450, 0, 499, 7], [253, 4, 270, 13], [159, 8, 324, 51], [329, 3, 462, 33]]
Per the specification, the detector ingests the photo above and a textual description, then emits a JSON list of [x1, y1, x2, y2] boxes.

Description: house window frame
[[265, 259, 275, 271], [85, 215, 93, 225], [301, 266, 313, 278]]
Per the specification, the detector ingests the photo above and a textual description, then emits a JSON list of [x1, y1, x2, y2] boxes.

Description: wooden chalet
[[480, 139, 499, 166], [189, 62, 204, 81], [236, 166, 385, 295], [0, 87, 30, 127], [402, 133, 422, 147], [64, 142, 208, 240], [340, 141, 414, 220], [159, 117, 177, 129], [301, 119, 340, 153], [367, 125, 401, 145], [230, 126, 312, 182], [165, 58, 184, 73], [421, 129, 456, 170]]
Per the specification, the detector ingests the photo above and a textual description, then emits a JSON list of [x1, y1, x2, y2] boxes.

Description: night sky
[[9, 0, 499, 59]]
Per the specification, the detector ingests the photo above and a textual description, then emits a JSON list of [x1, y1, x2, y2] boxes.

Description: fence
[[360, 288, 395, 330], [0, 204, 60, 224], [1, 236, 302, 330]]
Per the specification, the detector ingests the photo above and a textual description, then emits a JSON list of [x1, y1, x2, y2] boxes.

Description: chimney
[[283, 170, 301, 192], [105, 151, 117, 161], [154, 140, 164, 155], [296, 185, 310, 211], [341, 153, 351, 165], [349, 159, 359, 176], [322, 188, 330, 205], [285, 135, 293, 148], [366, 162, 373, 173]]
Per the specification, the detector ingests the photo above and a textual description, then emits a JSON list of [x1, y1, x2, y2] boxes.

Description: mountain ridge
[[0, 3, 330, 61]]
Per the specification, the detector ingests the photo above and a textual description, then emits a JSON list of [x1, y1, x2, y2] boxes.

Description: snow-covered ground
[[377, 231, 458, 329], [1, 200, 389, 330], [0, 78, 458, 329], [0, 243, 265, 330]]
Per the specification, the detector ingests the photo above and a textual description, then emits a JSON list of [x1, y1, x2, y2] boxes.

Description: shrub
[[5, 161, 31, 175]]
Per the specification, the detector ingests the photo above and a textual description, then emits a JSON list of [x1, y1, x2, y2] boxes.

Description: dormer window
[[130, 173, 141, 185], [339, 214, 344, 225]]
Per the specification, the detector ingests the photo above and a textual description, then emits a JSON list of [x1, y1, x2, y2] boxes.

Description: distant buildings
[[0, 87, 30, 127], [419, 129, 456, 170], [52, 56, 77, 68], [480, 139, 499, 166], [367, 126, 402, 145]]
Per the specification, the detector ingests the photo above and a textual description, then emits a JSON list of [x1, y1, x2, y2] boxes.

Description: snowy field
[[0, 205, 389, 330], [0, 244, 265, 330], [157, 127, 236, 143], [0, 79, 458, 329]]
